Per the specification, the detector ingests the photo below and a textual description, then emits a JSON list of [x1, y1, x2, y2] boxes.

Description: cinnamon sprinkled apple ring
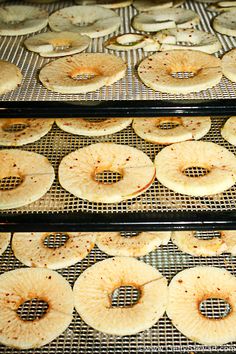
[[222, 49, 236, 83], [56, 118, 132, 136], [73, 257, 168, 335], [213, 10, 236, 36], [154, 141, 236, 196], [171, 231, 228, 256], [104, 33, 156, 51], [96, 231, 171, 256], [24, 32, 90, 58], [0, 6, 48, 36], [39, 53, 126, 94], [12, 232, 96, 269], [132, 8, 199, 32], [0, 118, 54, 146], [221, 117, 236, 145], [207, 2, 236, 12], [49, 6, 121, 38], [138, 50, 222, 94], [0, 150, 54, 210], [133, 0, 184, 12], [167, 267, 236, 345], [0, 268, 73, 349], [153, 28, 221, 54], [133, 117, 211, 144], [59, 143, 155, 203], [220, 230, 236, 255], [0, 61, 22, 95], [172, 230, 236, 256]]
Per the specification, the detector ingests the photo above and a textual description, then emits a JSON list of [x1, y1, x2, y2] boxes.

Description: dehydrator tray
[[1, 117, 236, 232], [0, 231, 236, 353], [1, 0, 236, 116]]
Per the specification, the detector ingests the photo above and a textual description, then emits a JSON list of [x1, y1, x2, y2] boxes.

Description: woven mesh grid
[[0, 231, 236, 353], [1, 117, 236, 215], [3, 123, 29, 132], [17, 299, 49, 321], [0, 0, 236, 101], [199, 298, 231, 319], [0, 176, 23, 191]]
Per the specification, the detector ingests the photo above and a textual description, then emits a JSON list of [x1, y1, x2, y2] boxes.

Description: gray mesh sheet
[[1, 117, 236, 215], [0, 0, 236, 101], [0, 231, 236, 353]]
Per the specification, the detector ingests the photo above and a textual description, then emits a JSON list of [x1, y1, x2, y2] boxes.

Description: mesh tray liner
[[0, 0, 236, 101], [0, 231, 236, 353], [1, 117, 236, 215]]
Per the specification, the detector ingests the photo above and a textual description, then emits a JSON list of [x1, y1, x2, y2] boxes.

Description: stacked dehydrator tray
[[1, 0, 236, 353]]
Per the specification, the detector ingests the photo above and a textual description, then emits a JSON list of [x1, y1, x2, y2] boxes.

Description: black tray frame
[[1, 99, 236, 117], [1, 210, 236, 232]]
